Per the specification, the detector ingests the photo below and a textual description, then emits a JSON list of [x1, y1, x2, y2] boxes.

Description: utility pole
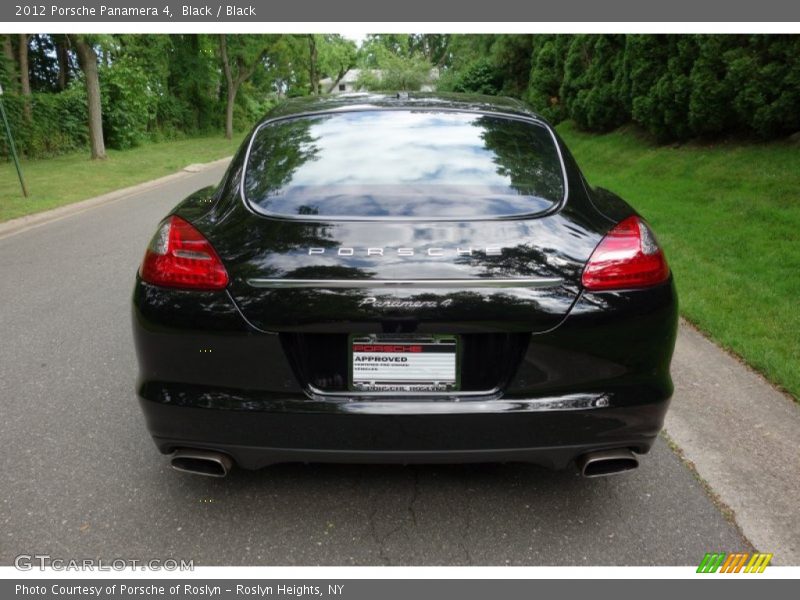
[[0, 83, 29, 197]]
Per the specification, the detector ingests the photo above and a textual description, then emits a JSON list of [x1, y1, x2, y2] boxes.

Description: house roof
[[319, 69, 375, 86], [319, 68, 439, 86]]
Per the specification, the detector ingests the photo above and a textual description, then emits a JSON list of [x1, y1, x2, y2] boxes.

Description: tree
[[18, 34, 31, 120], [307, 34, 318, 94], [166, 34, 220, 133], [489, 35, 534, 96], [73, 35, 106, 159], [409, 34, 450, 67], [527, 36, 569, 123], [355, 38, 434, 92], [439, 57, 500, 95], [559, 35, 629, 132], [1, 35, 17, 92], [319, 35, 357, 93], [27, 34, 61, 92], [356, 52, 433, 91], [359, 34, 412, 67], [55, 35, 71, 90], [219, 34, 271, 139]]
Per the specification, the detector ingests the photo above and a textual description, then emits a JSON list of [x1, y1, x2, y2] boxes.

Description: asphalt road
[[0, 164, 750, 566]]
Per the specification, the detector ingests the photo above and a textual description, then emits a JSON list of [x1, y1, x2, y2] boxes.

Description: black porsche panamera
[[132, 93, 677, 478]]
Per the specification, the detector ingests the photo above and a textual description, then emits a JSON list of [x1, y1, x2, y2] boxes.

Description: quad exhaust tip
[[170, 449, 233, 478], [577, 448, 639, 478]]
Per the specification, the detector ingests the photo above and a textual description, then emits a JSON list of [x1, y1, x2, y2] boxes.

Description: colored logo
[[697, 552, 773, 573]]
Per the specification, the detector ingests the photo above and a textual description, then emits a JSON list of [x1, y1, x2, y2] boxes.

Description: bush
[[440, 58, 500, 95], [377, 53, 433, 91], [0, 86, 88, 159], [489, 35, 534, 97], [100, 57, 157, 149], [687, 36, 736, 136], [560, 35, 629, 132], [725, 35, 800, 138], [526, 37, 568, 123], [523, 34, 800, 142], [630, 36, 698, 141], [233, 86, 278, 132]]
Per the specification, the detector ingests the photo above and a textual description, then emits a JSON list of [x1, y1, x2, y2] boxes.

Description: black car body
[[132, 93, 677, 477]]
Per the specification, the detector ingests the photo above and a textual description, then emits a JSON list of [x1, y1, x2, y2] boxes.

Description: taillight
[[139, 215, 229, 290], [581, 216, 670, 291]]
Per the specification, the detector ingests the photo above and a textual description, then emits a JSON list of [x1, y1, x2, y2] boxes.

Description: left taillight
[[139, 215, 229, 290]]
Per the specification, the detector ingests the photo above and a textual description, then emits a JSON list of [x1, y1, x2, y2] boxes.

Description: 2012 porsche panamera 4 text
[[132, 93, 678, 478]]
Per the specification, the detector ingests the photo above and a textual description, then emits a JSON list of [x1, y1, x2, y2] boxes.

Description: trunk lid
[[213, 214, 598, 334]]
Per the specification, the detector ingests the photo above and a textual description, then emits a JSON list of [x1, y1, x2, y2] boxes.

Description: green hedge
[[0, 87, 88, 158], [526, 34, 800, 141]]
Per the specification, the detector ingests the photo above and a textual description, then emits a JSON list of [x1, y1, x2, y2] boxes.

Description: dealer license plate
[[349, 335, 460, 393]]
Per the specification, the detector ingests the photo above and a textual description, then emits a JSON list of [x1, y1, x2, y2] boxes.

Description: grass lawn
[[558, 121, 800, 402], [0, 134, 243, 223]]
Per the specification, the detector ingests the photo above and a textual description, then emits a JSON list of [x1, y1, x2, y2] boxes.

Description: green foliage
[[437, 57, 499, 95], [687, 36, 734, 136], [357, 50, 434, 91], [489, 35, 534, 97], [354, 69, 382, 91], [5, 33, 799, 162], [379, 53, 433, 90], [443, 33, 800, 141], [100, 56, 157, 149], [164, 34, 221, 134], [0, 86, 88, 158], [526, 36, 569, 123], [725, 35, 800, 138], [560, 35, 629, 132], [233, 84, 279, 132], [443, 35, 495, 71], [359, 35, 413, 68], [318, 35, 358, 82], [28, 35, 60, 92], [627, 35, 697, 141], [0, 50, 15, 93]]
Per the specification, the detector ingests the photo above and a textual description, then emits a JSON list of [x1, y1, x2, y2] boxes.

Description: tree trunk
[[219, 35, 264, 139], [325, 67, 350, 94], [219, 34, 235, 140], [56, 36, 70, 90], [308, 35, 318, 95], [18, 34, 31, 120], [2, 35, 16, 92], [75, 37, 106, 160]]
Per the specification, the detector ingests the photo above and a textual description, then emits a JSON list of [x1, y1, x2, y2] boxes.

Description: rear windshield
[[244, 110, 564, 219]]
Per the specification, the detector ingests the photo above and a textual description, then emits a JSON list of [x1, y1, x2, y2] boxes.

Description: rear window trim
[[239, 107, 569, 223]]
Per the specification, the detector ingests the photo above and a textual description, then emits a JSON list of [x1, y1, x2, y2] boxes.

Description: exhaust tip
[[170, 449, 233, 478], [577, 449, 638, 478]]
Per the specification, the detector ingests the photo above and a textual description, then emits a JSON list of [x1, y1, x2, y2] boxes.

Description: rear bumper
[[133, 277, 677, 470], [139, 385, 669, 470]]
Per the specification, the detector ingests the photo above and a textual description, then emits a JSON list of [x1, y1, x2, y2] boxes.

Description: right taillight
[[581, 215, 670, 291]]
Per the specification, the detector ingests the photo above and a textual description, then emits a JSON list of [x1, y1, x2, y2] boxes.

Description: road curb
[[0, 156, 232, 241]]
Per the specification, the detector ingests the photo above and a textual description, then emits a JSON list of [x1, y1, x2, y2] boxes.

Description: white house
[[320, 68, 440, 95]]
